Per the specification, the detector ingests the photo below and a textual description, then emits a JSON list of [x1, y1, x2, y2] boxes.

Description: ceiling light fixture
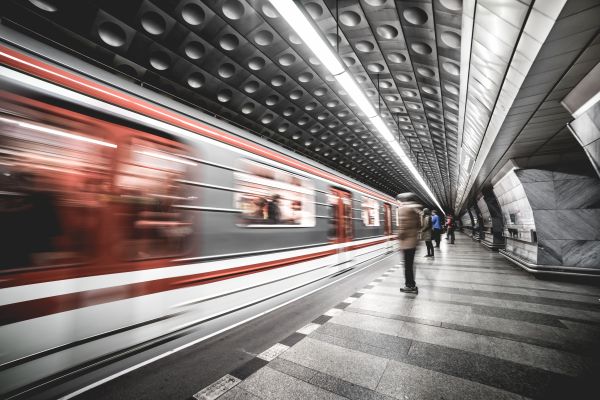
[[268, 0, 444, 213]]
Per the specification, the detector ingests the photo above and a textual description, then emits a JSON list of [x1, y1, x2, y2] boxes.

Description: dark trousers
[[425, 240, 434, 256], [448, 228, 455, 244], [433, 229, 441, 247], [403, 248, 416, 288]]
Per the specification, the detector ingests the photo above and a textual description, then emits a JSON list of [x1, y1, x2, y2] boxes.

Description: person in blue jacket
[[431, 210, 442, 248]]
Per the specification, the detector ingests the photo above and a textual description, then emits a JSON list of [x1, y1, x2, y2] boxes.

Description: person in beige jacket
[[396, 193, 422, 294]]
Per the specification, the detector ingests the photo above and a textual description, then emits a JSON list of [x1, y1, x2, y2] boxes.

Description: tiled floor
[[214, 234, 600, 400]]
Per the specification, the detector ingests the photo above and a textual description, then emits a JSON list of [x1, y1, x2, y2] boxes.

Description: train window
[[361, 197, 380, 226], [328, 188, 353, 242], [234, 160, 315, 227], [115, 137, 194, 260], [0, 112, 114, 268]]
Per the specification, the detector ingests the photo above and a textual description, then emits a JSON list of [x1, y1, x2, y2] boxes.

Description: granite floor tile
[[219, 386, 263, 400], [376, 359, 526, 400], [309, 371, 396, 400], [238, 366, 345, 400], [280, 337, 389, 390], [329, 309, 405, 337], [267, 358, 317, 382], [314, 323, 412, 357]]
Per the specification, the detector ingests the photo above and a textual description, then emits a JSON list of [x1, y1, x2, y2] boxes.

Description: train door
[[328, 188, 353, 268]]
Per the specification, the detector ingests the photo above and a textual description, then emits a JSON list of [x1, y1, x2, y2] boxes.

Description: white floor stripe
[[58, 252, 396, 400], [342, 296, 357, 304], [296, 323, 321, 335], [257, 343, 290, 362], [193, 374, 240, 400], [324, 308, 344, 317]]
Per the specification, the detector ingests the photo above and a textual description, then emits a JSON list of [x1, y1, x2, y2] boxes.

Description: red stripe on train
[[0, 239, 390, 326]]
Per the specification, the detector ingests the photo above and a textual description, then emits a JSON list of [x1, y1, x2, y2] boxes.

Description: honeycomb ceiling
[[3, 0, 464, 207]]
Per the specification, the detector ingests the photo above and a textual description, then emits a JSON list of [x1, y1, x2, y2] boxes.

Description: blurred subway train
[[0, 45, 402, 397]]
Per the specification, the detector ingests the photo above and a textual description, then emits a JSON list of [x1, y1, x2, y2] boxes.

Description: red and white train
[[0, 39, 401, 397]]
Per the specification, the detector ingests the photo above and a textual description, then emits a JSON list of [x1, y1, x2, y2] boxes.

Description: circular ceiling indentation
[[290, 90, 303, 100], [218, 63, 235, 78], [254, 30, 273, 46], [222, 0, 244, 20], [305, 102, 317, 111], [407, 103, 420, 110], [377, 25, 398, 39], [441, 31, 461, 48], [219, 34, 239, 51], [271, 75, 286, 86], [262, 3, 279, 18], [298, 72, 314, 82], [29, 0, 57, 12], [380, 80, 393, 89], [443, 61, 460, 75], [411, 42, 432, 55], [439, 0, 462, 11], [327, 33, 341, 47], [327, 100, 338, 108], [181, 3, 204, 26], [356, 75, 368, 83], [396, 73, 412, 82], [289, 33, 302, 44], [141, 12, 166, 36], [340, 11, 361, 26], [314, 87, 327, 96], [184, 41, 204, 59], [98, 22, 126, 47], [305, 2, 323, 19], [417, 67, 435, 77], [248, 56, 266, 70], [401, 90, 416, 97], [283, 107, 295, 116], [149, 52, 170, 70], [356, 40, 375, 53], [218, 89, 232, 103], [425, 100, 438, 108], [368, 63, 384, 73], [343, 57, 356, 66], [309, 56, 320, 66], [265, 95, 279, 106], [385, 95, 399, 102], [187, 72, 205, 88], [387, 53, 406, 64], [261, 114, 274, 124], [447, 100, 459, 110], [364, 0, 386, 6], [403, 7, 428, 25], [278, 124, 289, 133], [279, 53, 296, 66], [422, 86, 437, 95], [244, 81, 259, 93], [445, 83, 459, 95]]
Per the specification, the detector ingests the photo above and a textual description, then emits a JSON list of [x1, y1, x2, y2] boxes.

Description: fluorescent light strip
[[269, 0, 444, 212]]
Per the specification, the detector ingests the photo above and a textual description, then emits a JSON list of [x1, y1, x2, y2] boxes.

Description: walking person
[[422, 208, 434, 257], [396, 193, 421, 294], [432, 210, 442, 248], [446, 212, 456, 244]]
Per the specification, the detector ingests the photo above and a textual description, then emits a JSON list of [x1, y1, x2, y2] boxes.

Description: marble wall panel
[[562, 240, 600, 268], [554, 177, 600, 209], [534, 209, 600, 241], [569, 101, 600, 178], [537, 239, 564, 265], [522, 181, 556, 210]]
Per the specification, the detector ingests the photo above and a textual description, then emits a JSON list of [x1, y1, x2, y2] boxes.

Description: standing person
[[432, 210, 442, 248], [446, 212, 456, 244], [422, 208, 434, 257], [396, 193, 421, 294], [267, 194, 281, 224]]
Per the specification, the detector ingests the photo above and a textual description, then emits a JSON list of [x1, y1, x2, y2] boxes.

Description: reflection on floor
[[211, 233, 600, 400]]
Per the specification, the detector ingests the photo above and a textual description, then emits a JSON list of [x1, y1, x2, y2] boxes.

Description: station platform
[[195, 233, 600, 400]]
